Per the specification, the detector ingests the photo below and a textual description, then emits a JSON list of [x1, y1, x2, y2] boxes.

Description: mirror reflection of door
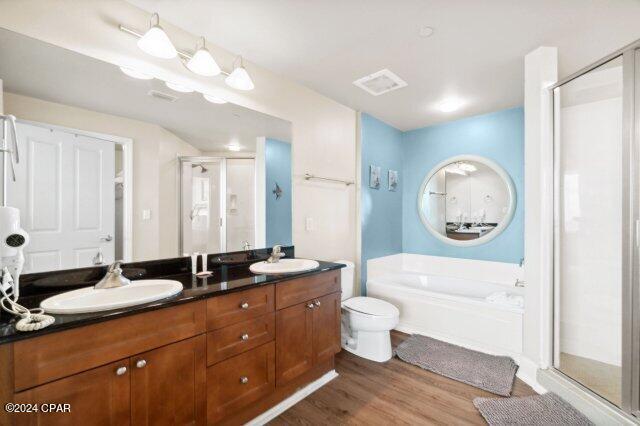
[[8, 122, 118, 272]]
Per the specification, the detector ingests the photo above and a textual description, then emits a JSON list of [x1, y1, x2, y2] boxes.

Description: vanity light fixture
[[137, 13, 177, 59], [225, 56, 255, 91], [165, 81, 194, 93], [119, 66, 153, 80], [203, 93, 228, 104], [186, 37, 221, 77]]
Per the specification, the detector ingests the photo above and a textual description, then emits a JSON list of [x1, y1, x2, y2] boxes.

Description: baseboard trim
[[246, 370, 339, 425], [395, 325, 546, 394], [516, 356, 546, 394]]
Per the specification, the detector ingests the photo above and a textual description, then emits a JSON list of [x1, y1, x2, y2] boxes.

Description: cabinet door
[[312, 292, 342, 365], [275, 301, 314, 386], [131, 335, 206, 426], [14, 360, 130, 426]]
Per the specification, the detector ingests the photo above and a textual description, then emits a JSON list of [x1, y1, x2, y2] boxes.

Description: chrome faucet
[[242, 240, 251, 251], [95, 261, 131, 289], [266, 245, 285, 263]]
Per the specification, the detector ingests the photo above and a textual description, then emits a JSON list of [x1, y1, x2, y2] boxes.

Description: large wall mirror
[[417, 155, 516, 247], [0, 28, 292, 273]]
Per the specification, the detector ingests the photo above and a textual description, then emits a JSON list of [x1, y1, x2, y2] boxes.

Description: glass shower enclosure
[[179, 156, 256, 256], [552, 40, 640, 417]]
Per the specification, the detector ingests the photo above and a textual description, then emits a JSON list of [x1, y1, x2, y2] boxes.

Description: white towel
[[486, 291, 524, 308]]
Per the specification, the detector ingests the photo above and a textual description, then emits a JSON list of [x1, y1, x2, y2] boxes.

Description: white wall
[[523, 46, 557, 370], [3, 92, 201, 261], [0, 0, 357, 265]]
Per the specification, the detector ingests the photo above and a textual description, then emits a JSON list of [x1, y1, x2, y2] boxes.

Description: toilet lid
[[342, 297, 399, 318]]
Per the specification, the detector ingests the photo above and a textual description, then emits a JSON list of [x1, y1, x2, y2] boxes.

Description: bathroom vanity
[[0, 249, 343, 425]]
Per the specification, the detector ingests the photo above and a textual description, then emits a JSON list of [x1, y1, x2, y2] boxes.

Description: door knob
[[241, 333, 249, 341], [116, 366, 127, 376], [100, 234, 113, 242], [240, 376, 249, 384], [240, 301, 249, 309], [136, 359, 147, 369]]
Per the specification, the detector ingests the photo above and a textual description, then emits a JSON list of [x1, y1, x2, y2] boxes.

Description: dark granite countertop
[[0, 247, 345, 345]]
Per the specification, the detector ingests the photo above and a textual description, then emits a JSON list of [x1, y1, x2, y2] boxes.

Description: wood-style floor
[[270, 331, 536, 425]]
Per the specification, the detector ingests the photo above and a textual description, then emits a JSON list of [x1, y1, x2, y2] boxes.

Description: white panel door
[[8, 122, 115, 272]]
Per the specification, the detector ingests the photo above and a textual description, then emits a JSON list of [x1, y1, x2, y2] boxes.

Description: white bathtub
[[367, 272, 524, 358]]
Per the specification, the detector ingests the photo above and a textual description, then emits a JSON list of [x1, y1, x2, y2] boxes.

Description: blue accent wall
[[265, 138, 292, 247], [359, 107, 524, 293], [360, 114, 403, 293], [401, 107, 524, 263]]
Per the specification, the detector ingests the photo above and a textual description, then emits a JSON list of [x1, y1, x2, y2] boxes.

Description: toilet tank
[[333, 260, 355, 301]]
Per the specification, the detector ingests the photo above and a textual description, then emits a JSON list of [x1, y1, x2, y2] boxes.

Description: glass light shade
[[203, 93, 227, 104], [165, 81, 194, 93], [225, 65, 254, 91], [137, 25, 177, 59], [119, 66, 153, 80], [187, 48, 221, 76]]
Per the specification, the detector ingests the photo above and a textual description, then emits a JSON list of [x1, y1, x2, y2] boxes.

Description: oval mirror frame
[[416, 154, 516, 247]]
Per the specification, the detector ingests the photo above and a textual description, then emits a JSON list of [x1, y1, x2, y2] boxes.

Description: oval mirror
[[417, 155, 516, 246]]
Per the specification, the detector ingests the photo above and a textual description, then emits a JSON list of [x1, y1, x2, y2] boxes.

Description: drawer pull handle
[[241, 333, 249, 341], [240, 301, 249, 309], [240, 376, 249, 384], [314, 300, 321, 307], [307, 303, 315, 309], [136, 359, 147, 369], [116, 366, 127, 376]]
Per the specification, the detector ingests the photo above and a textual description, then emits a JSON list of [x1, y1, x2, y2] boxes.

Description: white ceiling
[[0, 29, 291, 152], [128, 0, 640, 131]]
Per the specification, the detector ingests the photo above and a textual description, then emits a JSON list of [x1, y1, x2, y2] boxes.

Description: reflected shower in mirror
[[418, 156, 515, 246], [0, 28, 292, 273]]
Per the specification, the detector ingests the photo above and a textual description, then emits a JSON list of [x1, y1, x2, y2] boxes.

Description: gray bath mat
[[474, 392, 593, 425], [394, 334, 518, 396]]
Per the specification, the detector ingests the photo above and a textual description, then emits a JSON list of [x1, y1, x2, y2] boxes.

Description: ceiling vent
[[148, 90, 178, 102], [353, 69, 408, 96]]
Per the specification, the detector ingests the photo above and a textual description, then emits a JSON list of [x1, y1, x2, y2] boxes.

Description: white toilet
[[335, 260, 399, 362]]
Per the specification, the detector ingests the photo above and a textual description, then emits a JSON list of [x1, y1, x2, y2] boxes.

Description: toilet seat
[[342, 297, 399, 318]]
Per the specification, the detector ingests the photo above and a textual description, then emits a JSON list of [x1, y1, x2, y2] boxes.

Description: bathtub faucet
[[515, 279, 525, 288]]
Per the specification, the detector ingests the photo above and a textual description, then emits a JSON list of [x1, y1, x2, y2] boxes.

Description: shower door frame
[[178, 156, 227, 256], [549, 38, 640, 417]]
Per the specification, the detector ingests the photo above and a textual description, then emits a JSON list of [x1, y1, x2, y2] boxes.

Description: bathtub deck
[[269, 331, 536, 425]]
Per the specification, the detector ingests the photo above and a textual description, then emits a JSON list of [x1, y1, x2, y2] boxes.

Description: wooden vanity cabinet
[[13, 335, 206, 426], [3, 270, 342, 426], [276, 290, 341, 387], [13, 360, 131, 426]]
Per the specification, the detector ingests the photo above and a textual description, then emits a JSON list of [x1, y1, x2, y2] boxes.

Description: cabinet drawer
[[13, 301, 206, 392], [275, 270, 340, 310], [207, 313, 275, 365], [207, 285, 274, 330], [207, 342, 275, 423]]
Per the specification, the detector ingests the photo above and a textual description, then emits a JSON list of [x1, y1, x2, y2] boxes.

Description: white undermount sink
[[40, 279, 183, 314], [249, 258, 320, 275]]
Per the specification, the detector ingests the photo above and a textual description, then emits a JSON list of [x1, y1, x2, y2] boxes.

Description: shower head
[[191, 163, 208, 173]]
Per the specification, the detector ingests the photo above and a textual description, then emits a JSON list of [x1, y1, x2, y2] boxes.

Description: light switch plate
[[142, 209, 152, 221]]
